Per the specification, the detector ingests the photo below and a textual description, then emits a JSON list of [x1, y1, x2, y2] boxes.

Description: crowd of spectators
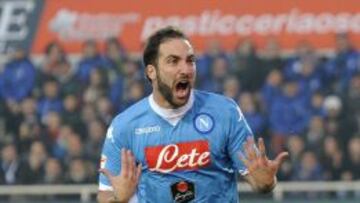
[[0, 33, 359, 190]]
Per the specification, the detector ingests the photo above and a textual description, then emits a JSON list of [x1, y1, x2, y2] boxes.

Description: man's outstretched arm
[[240, 137, 288, 193]]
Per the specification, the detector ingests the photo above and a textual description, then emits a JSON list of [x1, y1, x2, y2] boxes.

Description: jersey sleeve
[[226, 100, 254, 175], [98, 117, 128, 191]]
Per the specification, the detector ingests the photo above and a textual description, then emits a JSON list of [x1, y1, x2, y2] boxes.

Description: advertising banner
[[0, 0, 43, 54], [32, 0, 360, 53]]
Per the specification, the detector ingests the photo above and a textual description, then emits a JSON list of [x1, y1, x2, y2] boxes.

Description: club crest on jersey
[[193, 113, 214, 134]]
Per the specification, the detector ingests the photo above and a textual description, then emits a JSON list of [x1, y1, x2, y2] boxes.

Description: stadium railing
[[0, 181, 359, 202]]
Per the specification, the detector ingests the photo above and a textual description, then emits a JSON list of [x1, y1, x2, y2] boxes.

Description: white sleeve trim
[[98, 184, 138, 203], [99, 183, 113, 191], [239, 169, 249, 176]]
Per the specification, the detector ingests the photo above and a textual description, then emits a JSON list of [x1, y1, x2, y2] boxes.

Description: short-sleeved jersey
[[99, 90, 253, 203]]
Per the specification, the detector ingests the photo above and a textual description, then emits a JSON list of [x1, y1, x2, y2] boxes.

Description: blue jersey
[[99, 90, 253, 203]]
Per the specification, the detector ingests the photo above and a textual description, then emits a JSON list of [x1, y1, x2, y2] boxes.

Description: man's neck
[[149, 90, 194, 126], [152, 90, 173, 109]]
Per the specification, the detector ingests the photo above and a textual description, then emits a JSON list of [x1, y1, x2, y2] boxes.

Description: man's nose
[[179, 62, 195, 75]]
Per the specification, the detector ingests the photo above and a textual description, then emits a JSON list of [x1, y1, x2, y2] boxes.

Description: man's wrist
[[258, 176, 277, 193], [108, 193, 128, 203]]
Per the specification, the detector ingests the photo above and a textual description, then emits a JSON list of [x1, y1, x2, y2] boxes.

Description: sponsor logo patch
[[145, 140, 211, 173], [135, 125, 161, 135], [171, 180, 195, 203]]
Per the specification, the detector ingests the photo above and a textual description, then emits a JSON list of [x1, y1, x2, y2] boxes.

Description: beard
[[156, 72, 193, 109], [157, 73, 183, 108]]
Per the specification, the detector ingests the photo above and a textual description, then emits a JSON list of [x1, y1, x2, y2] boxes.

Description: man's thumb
[[275, 152, 289, 166]]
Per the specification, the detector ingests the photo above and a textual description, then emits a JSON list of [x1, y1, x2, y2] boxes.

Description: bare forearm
[[244, 174, 277, 193]]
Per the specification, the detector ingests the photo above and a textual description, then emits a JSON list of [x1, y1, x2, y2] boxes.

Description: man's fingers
[[258, 137, 266, 158], [238, 151, 250, 168], [128, 150, 136, 178], [245, 137, 256, 161], [121, 148, 129, 177], [135, 163, 142, 183], [274, 151, 289, 166], [99, 168, 113, 181]]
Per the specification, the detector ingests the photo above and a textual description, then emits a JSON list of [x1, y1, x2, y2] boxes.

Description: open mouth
[[175, 80, 190, 98]]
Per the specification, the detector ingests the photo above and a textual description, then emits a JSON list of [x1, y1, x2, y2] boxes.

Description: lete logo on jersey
[[145, 140, 211, 173]]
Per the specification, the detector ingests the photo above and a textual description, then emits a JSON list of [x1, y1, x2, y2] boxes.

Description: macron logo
[[135, 125, 161, 135]]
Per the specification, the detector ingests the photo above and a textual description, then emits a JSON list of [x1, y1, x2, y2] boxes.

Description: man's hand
[[240, 137, 288, 193], [99, 149, 142, 202]]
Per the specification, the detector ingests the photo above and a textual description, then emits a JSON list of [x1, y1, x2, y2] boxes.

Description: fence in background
[[0, 181, 359, 202]]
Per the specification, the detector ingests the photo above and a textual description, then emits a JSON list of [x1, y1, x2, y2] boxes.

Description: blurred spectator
[[258, 37, 284, 90], [41, 111, 62, 147], [309, 92, 326, 117], [19, 141, 47, 184], [56, 59, 82, 96], [103, 37, 127, 79], [61, 94, 86, 136], [269, 80, 309, 153], [287, 136, 305, 166], [52, 126, 84, 164], [76, 40, 106, 84], [344, 74, 360, 130], [233, 38, 262, 91], [17, 122, 39, 154], [65, 134, 85, 163], [323, 95, 358, 148], [81, 104, 98, 124], [260, 69, 283, 112], [259, 37, 284, 73], [278, 136, 305, 181], [83, 68, 108, 105], [223, 76, 241, 100], [306, 116, 325, 150], [238, 92, 266, 135], [0, 143, 23, 184], [3, 98, 23, 138], [118, 80, 146, 112], [20, 97, 39, 126], [37, 79, 63, 121], [345, 136, 360, 180], [41, 41, 66, 78], [43, 158, 63, 184], [321, 136, 345, 180], [0, 47, 36, 102], [294, 56, 323, 98], [323, 33, 359, 92], [196, 40, 227, 85], [52, 125, 74, 160], [199, 56, 229, 93], [85, 120, 106, 165], [292, 150, 324, 199], [110, 59, 143, 110], [95, 97, 114, 125], [284, 41, 315, 79], [66, 158, 93, 184], [292, 150, 323, 181]]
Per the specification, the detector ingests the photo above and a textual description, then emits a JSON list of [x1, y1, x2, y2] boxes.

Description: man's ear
[[146, 65, 157, 81]]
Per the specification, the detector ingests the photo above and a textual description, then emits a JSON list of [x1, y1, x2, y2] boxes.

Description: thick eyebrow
[[187, 54, 196, 61], [165, 55, 181, 61]]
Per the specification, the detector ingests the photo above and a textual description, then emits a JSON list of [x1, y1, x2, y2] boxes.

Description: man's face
[[152, 38, 196, 108]]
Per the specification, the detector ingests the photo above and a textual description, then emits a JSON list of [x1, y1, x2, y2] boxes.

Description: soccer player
[[97, 27, 288, 203]]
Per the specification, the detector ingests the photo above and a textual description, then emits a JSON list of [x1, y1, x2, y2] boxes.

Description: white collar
[[149, 90, 194, 126]]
